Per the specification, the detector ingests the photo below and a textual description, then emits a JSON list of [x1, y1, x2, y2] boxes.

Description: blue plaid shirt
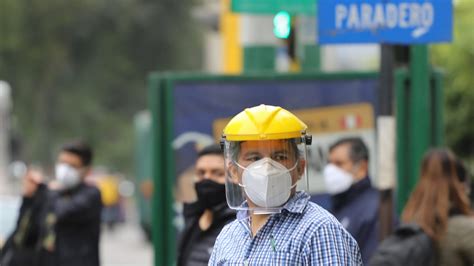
[[209, 192, 362, 265]]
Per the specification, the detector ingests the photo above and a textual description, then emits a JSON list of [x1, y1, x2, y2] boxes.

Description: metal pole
[[148, 74, 165, 266], [408, 45, 430, 194], [379, 44, 394, 116], [377, 44, 395, 239], [0, 81, 11, 194]]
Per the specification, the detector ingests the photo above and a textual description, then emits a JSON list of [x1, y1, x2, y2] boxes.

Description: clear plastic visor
[[223, 138, 309, 214]]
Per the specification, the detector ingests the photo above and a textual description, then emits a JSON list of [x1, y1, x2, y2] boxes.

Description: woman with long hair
[[402, 148, 474, 265]]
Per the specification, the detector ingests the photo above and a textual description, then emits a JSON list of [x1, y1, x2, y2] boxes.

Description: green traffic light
[[273, 11, 291, 39]]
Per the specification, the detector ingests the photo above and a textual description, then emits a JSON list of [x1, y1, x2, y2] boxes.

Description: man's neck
[[250, 213, 271, 237], [198, 209, 213, 231]]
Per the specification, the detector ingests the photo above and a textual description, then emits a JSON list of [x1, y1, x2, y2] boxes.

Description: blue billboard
[[171, 76, 379, 179], [318, 0, 452, 44]]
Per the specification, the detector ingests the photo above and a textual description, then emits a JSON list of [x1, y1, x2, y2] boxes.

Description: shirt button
[[243, 259, 249, 266]]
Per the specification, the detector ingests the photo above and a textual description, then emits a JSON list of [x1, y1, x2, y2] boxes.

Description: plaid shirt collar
[[236, 191, 310, 221]]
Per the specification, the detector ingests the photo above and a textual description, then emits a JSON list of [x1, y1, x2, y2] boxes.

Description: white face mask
[[323, 164, 354, 195], [239, 158, 297, 208], [55, 163, 82, 189]]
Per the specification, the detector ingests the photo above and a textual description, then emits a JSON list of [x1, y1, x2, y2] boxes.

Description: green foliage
[[431, 0, 474, 162], [0, 0, 204, 175]]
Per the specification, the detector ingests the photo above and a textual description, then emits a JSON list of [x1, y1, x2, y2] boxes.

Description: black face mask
[[194, 179, 226, 210]]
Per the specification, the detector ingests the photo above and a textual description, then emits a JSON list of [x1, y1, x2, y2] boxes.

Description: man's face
[[195, 154, 225, 184], [328, 143, 367, 180], [236, 140, 304, 184], [57, 151, 87, 179], [328, 144, 354, 173]]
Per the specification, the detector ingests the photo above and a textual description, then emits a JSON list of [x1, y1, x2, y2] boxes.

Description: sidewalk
[[100, 200, 153, 266]]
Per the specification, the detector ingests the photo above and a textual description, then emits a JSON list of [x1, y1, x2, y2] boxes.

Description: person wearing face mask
[[323, 137, 381, 263], [2, 140, 102, 266], [209, 105, 362, 265], [177, 144, 235, 266]]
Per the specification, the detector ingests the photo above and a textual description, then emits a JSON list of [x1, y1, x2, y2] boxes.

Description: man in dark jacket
[[177, 144, 235, 266], [323, 137, 379, 264], [5, 140, 102, 266]]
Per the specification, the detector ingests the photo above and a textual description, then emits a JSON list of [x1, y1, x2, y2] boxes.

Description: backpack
[[369, 223, 437, 266]]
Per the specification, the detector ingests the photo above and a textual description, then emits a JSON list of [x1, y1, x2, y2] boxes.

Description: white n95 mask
[[323, 164, 353, 195], [239, 158, 297, 208], [55, 163, 81, 189]]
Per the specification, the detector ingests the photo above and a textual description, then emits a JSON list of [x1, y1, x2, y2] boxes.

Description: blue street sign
[[318, 0, 452, 44]]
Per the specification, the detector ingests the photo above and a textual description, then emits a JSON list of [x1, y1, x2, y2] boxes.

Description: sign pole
[[377, 44, 396, 240], [407, 44, 431, 196]]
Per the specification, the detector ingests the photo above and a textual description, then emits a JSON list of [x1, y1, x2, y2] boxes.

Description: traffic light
[[273, 11, 291, 39], [273, 10, 298, 70]]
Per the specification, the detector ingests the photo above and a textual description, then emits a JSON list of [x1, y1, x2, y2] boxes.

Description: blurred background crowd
[[0, 0, 473, 265]]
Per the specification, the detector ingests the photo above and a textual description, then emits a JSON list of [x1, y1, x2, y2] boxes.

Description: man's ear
[[297, 159, 306, 176], [82, 166, 92, 179], [228, 162, 240, 184], [355, 160, 368, 180]]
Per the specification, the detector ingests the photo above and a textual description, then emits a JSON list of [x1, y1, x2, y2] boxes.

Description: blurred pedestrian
[[1, 167, 45, 266], [370, 148, 474, 265], [209, 105, 362, 265], [404, 149, 473, 266], [97, 174, 124, 231], [323, 137, 383, 263], [177, 144, 235, 266], [1, 140, 102, 266]]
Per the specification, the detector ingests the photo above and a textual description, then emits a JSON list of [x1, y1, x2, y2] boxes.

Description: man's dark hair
[[61, 140, 93, 166], [197, 144, 223, 159], [329, 137, 369, 163]]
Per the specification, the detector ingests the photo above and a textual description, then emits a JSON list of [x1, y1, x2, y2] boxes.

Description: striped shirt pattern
[[209, 192, 363, 265]]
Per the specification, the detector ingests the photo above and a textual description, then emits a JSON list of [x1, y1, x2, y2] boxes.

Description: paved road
[[101, 202, 153, 266]]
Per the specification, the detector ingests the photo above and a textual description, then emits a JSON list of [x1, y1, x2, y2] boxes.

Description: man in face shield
[[209, 105, 362, 265]]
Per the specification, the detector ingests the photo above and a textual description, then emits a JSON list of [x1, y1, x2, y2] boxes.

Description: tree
[[0, 0, 204, 174], [431, 0, 474, 165]]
